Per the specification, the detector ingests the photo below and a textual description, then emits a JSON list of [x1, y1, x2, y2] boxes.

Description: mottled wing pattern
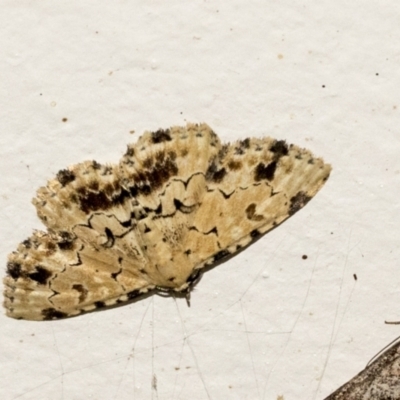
[[3, 123, 331, 320], [188, 137, 331, 267], [5, 161, 153, 320], [325, 341, 400, 400]]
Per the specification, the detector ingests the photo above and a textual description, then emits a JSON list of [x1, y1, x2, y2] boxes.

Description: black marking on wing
[[173, 199, 197, 214], [269, 140, 289, 159], [42, 308, 68, 320], [72, 284, 88, 303], [29, 266, 52, 285], [56, 169, 76, 186], [206, 162, 226, 183], [144, 224, 151, 233], [218, 189, 235, 199], [22, 238, 32, 248], [6, 261, 22, 279], [70, 252, 83, 266], [189, 226, 219, 236], [151, 128, 172, 143], [127, 289, 141, 300], [250, 229, 261, 238], [77, 183, 131, 214], [227, 160, 242, 171], [245, 203, 264, 222], [288, 191, 311, 216], [57, 231, 75, 251], [213, 249, 231, 262], [102, 228, 115, 248], [254, 161, 277, 181]]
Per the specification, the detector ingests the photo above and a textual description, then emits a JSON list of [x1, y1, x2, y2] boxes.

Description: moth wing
[[115, 123, 222, 287], [5, 124, 223, 319], [4, 123, 331, 320], [3, 230, 153, 320], [183, 137, 331, 267]]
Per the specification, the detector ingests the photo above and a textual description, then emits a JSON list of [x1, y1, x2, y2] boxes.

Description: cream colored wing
[[4, 230, 152, 320], [183, 136, 331, 268], [3, 123, 331, 320]]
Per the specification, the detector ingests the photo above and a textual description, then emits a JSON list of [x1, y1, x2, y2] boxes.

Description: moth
[[325, 340, 400, 399], [3, 123, 331, 320]]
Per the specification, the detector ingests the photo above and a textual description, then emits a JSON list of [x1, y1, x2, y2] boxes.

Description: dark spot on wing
[[151, 129, 172, 143], [111, 269, 122, 279], [154, 203, 163, 214], [146, 157, 178, 190], [246, 203, 256, 219], [88, 180, 99, 191], [29, 266, 52, 285], [213, 249, 231, 262], [174, 198, 196, 213], [77, 184, 130, 214], [6, 261, 22, 279], [125, 146, 134, 157], [206, 226, 218, 235], [91, 161, 101, 170], [103, 228, 115, 248], [240, 138, 250, 149], [57, 231, 75, 251], [254, 161, 277, 181], [72, 284, 88, 302], [42, 308, 68, 320], [22, 239, 32, 248], [206, 162, 226, 183], [288, 191, 311, 216], [245, 203, 264, 221], [186, 269, 201, 286], [128, 154, 178, 196], [227, 160, 242, 171], [269, 140, 289, 159], [250, 229, 261, 238], [45, 240, 57, 253], [57, 169, 75, 186], [155, 151, 165, 162], [140, 184, 151, 195], [78, 190, 111, 214], [95, 301, 106, 308], [57, 240, 74, 251], [127, 289, 141, 299], [143, 157, 153, 168], [234, 147, 245, 155], [121, 219, 132, 227]]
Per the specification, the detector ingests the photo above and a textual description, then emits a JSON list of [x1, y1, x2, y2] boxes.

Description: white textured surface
[[1, 1, 400, 399]]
